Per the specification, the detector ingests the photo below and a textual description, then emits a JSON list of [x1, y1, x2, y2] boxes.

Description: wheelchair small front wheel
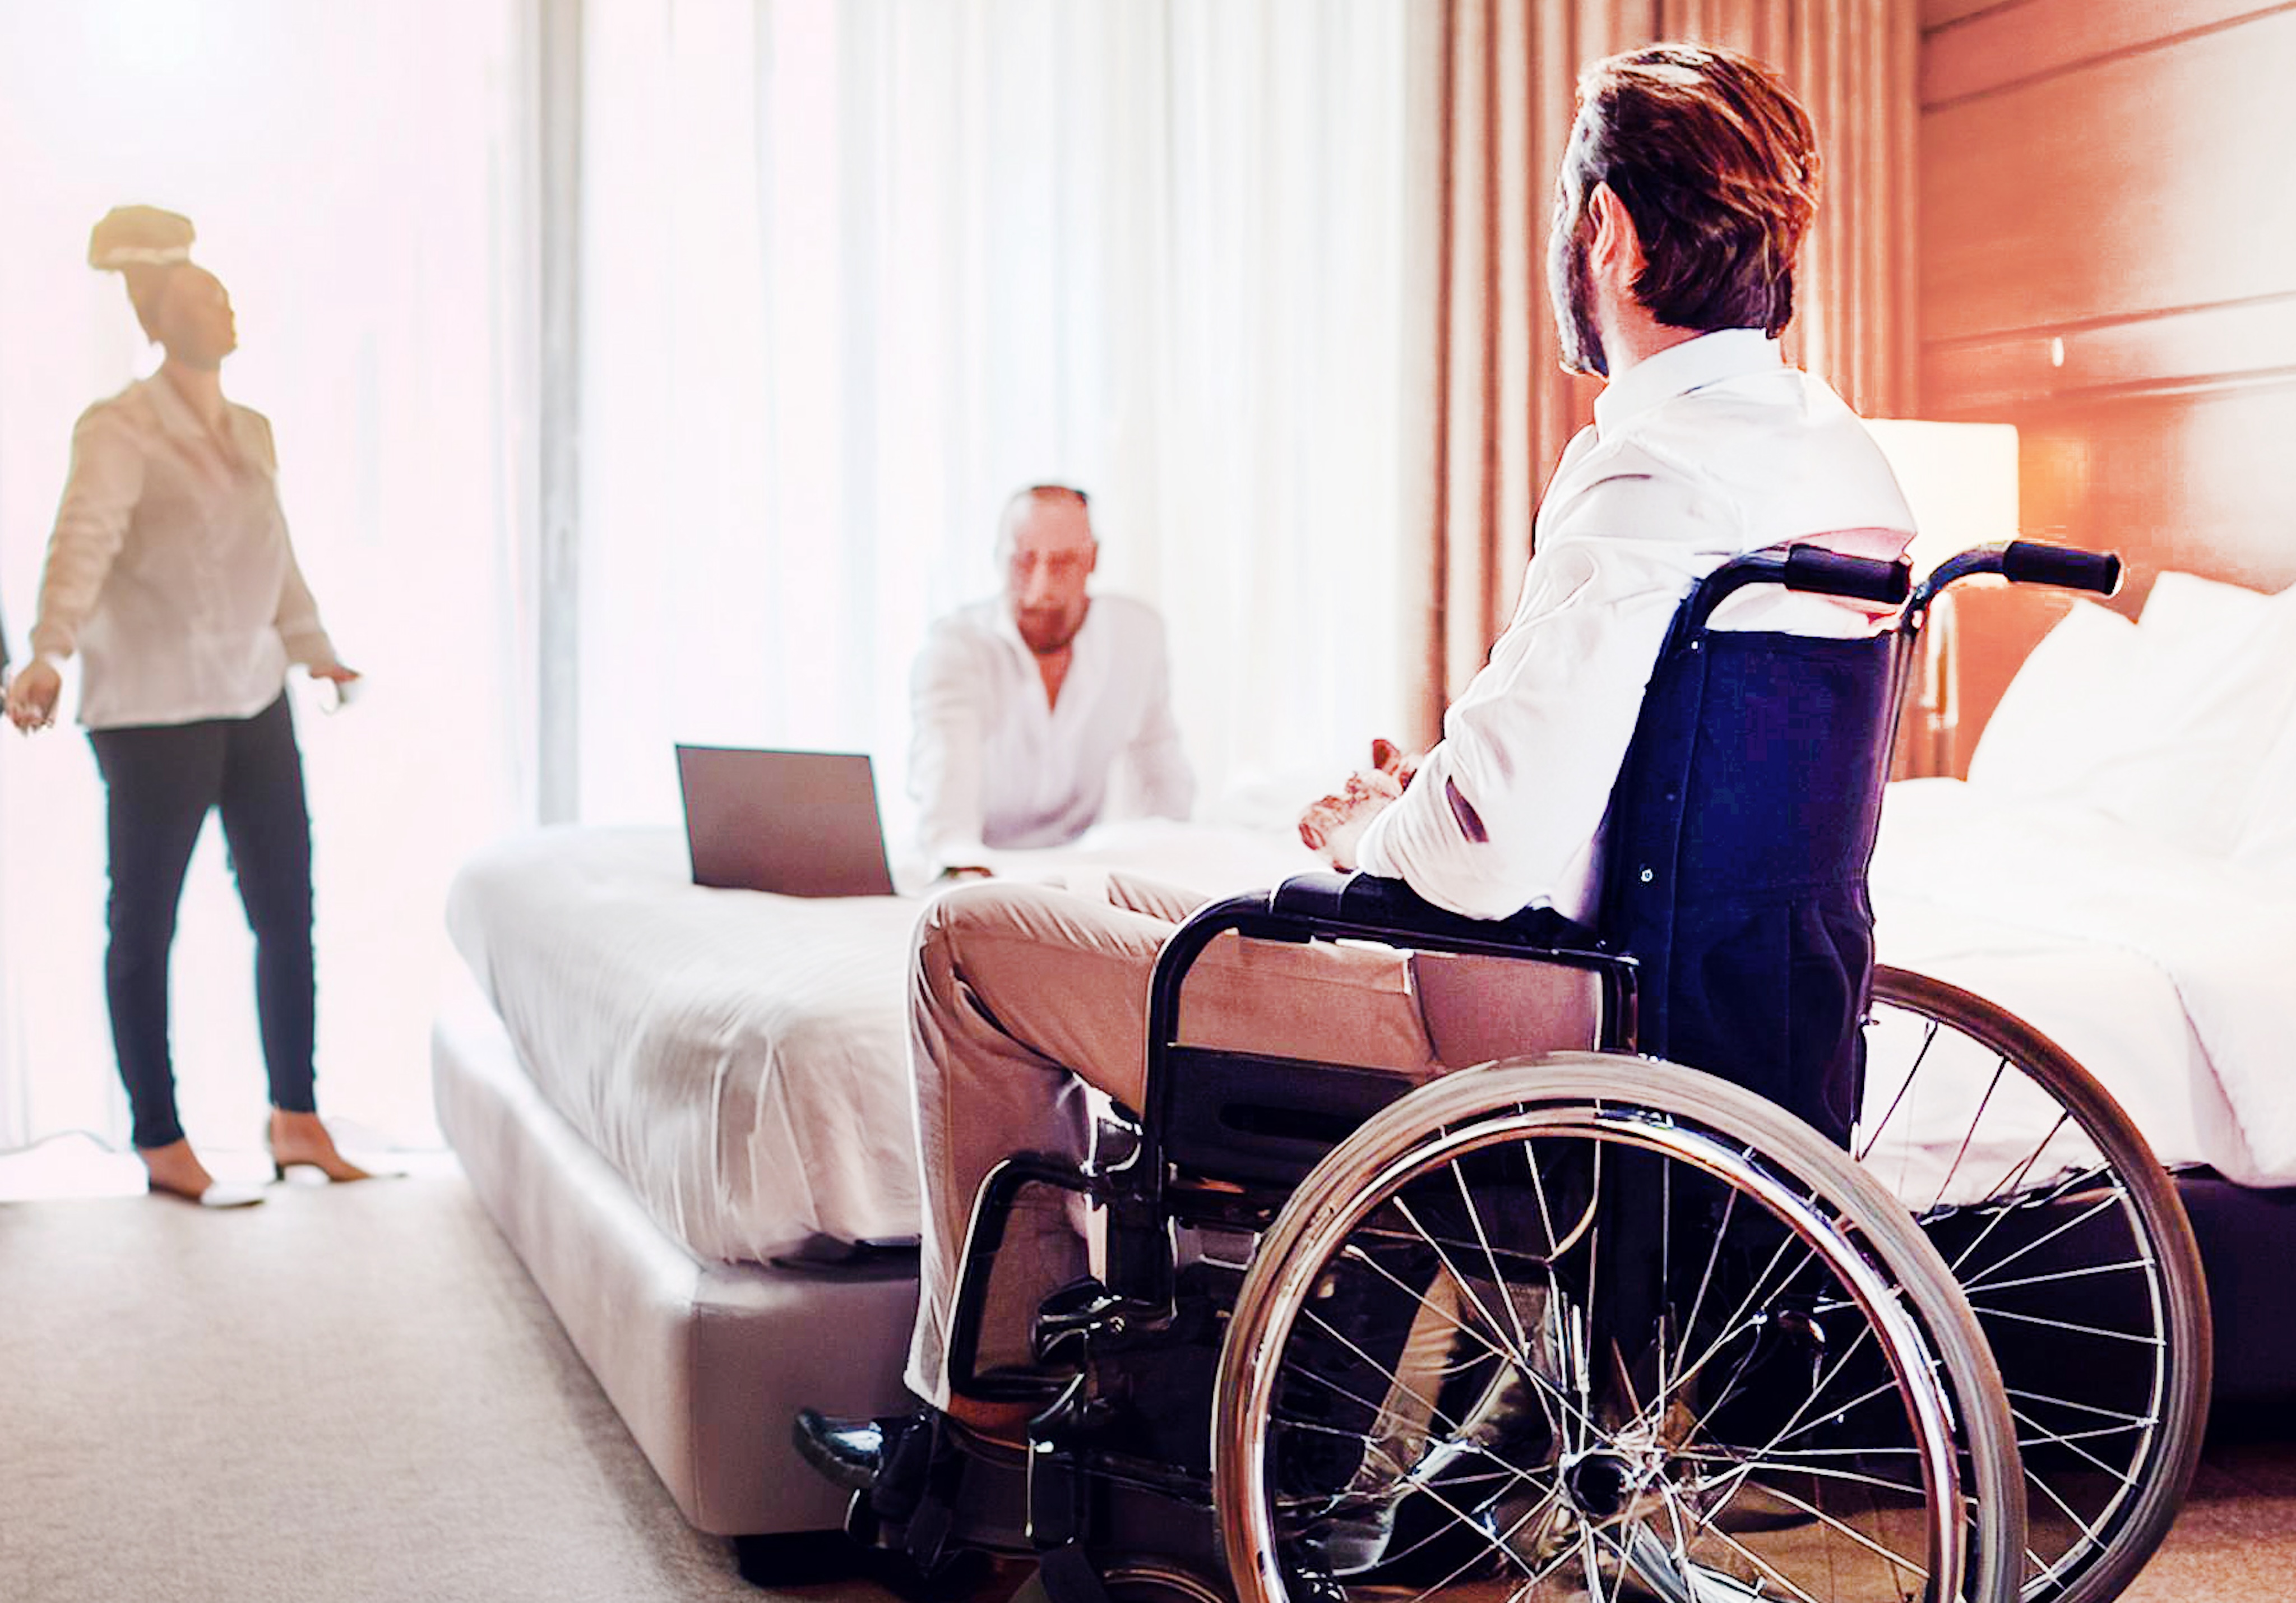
[[1213, 1054, 2025, 1603], [1098, 1557, 1235, 1603], [1004, 1553, 1234, 1603]]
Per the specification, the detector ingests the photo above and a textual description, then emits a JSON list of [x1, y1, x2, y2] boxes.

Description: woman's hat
[[89, 205, 195, 271]]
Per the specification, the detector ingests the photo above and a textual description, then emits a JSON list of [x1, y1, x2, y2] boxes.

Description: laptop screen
[[675, 746, 896, 898]]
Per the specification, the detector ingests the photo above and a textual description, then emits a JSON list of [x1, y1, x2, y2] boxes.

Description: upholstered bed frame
[[431, 980, 919, 1539]]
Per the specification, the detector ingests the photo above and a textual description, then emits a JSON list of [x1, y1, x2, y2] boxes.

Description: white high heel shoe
[[147, 1175, 268, 1209], [140, 1139, 268, 1209]]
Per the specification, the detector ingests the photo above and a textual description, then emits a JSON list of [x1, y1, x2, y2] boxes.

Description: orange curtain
[[1409, 0, 1919, 742]]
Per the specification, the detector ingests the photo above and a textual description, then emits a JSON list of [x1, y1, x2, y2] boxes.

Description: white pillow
[[1966, 600, 2142, 799], [2087, 578, 2296, 853], [2138, 569, 2275, 645], [2234, 709, 2296, 874], [1968, 574, 2296, 855]]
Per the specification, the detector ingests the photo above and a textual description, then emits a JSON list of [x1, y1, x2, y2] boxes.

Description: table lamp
[[1863, 419, 2021, 777]]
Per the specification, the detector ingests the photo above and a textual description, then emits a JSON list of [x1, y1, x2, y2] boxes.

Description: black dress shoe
[[794, 1408, 894, 1491]]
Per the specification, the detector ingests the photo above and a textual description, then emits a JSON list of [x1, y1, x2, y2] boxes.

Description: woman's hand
[[308, 661, 362, 711], [4, 658, 62, 732]]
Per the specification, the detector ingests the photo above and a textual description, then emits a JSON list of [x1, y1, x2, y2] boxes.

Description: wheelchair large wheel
[[1860, 968, 2211, 1603], [1214, 1055, 2024, 1603]]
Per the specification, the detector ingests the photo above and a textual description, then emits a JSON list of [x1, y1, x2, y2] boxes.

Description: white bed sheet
[[445, 819, 1321, 1263], [1871, 778, 2296, 1189]]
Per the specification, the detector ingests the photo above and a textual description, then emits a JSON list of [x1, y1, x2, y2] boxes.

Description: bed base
[[2176, 1170, 2296, 1408], [432, 988, 920, 1539]]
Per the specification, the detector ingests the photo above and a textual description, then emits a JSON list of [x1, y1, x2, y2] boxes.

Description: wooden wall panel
[[1949, 387, 2296, 768], [1918, 0, 2296, 773], [1923, 0, 2289, 106], [1922, 11, 2296, 343]]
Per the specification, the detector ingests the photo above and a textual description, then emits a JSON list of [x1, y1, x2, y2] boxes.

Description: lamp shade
[[1863, 419, 2020, 578]]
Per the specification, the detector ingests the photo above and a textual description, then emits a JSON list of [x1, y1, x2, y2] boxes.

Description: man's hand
[[1298, 737, 1422, 871], [1367, 737, 1418, 791], [4, 658, 62, 732]]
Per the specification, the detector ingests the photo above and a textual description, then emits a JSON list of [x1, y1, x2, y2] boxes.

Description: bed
[[1868, 568, 2296, 1400], [433, 816, 1324, 1539], [435, 568, 2296, 1541]]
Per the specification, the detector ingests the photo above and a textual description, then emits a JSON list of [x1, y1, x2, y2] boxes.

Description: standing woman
[[3, 206, 370, 1207]]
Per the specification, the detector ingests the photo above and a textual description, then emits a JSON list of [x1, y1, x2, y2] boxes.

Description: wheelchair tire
[[1213, 1054, 2025, 1603], [1862, 967, 2212, 1603]]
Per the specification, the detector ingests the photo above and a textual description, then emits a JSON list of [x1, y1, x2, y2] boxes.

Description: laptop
[[675, 746, 897, 897]]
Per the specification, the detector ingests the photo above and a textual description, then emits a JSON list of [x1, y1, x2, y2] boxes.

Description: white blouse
[[908, 593, 1195, 869], [27, 373, 337, 731], [1356, 330, 1918, 922]]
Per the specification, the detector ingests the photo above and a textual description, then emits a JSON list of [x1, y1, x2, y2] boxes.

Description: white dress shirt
[[27, 374, 337, 731], [909, 593, 1195, 867], [1356, 330, 1916, 921]]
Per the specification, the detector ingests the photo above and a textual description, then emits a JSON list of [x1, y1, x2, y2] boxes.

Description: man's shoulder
[[924, 595, 1006, 639], [1553, 372, 1909, 556], [915, 597, 1011, 679], [1082, 592, 1168, 640]]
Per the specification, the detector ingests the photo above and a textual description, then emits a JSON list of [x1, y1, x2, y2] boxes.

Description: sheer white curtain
[[0, 0, 1425, 1158], [573, 0, 1424, 849], [0, 1, 531, 1151]]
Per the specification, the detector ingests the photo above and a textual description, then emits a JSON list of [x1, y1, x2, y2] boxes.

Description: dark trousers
[[86, 693, 317, 1149]]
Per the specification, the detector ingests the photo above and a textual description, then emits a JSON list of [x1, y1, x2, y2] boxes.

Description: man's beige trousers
[[904, 874, 1598, 1410]]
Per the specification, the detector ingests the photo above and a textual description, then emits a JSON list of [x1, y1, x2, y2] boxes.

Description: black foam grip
[[2001, 541, 2122, 596], [1782, 546, 1911, 606]]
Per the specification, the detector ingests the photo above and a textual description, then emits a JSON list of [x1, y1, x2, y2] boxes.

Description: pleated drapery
[[1409, 0, 1920, 741]]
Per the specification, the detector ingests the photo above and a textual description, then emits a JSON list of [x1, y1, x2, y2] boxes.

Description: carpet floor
[[0, 1166, 904, 1603], [2, 1157, 2290, 1602]]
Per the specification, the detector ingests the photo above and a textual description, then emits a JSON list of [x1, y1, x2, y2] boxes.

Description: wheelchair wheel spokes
[[1216, 1056, 2022, 1603], [1860, 968, 2210, 1603]]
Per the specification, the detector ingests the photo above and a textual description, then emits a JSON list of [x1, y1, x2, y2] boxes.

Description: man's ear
[[1587, 183, 1644, 281]]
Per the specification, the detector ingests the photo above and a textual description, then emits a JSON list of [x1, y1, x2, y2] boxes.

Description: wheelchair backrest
[[1598, 592, 1902, 1144]]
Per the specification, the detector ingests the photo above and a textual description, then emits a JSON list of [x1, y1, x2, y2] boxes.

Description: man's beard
[[1548, 220, 1607, 378], [1016, 604, 1087, 656]]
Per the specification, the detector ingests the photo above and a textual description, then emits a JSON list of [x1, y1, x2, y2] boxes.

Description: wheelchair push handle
[[1915, 538, 2123, 609], [1675, 544, 1909, 639], [1782, 546, 1914, 606], [2002, 539, 2123, 596]]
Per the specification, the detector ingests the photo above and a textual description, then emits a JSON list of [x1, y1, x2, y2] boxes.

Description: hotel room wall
[[1917, 0, 2296, 774]]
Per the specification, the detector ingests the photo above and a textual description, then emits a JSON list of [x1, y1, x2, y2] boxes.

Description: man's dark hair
[[1558, 44, 1820, 339]]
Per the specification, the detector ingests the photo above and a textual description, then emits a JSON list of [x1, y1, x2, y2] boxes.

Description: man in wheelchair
[[799, 41, 1941, 1600]]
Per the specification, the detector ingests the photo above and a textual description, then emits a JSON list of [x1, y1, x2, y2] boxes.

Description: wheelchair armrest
[[1144, 873, 1637, 1091], [1266, 871, 1603, 954]]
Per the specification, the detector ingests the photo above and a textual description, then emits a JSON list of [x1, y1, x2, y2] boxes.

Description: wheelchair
[[806, 538, 2205, 1603]]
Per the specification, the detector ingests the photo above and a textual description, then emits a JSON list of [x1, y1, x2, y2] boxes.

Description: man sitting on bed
[[908, 483, 1196, 879], [801, 41, 1915, 1471]]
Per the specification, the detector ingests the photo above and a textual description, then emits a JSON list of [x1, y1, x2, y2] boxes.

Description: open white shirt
[[908, 593, 1195, 869], [1356, 330, 1917, 921], [28, 374, 337, 731]]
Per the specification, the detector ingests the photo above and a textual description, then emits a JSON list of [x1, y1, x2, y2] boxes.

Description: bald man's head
[[998, 486, 1097, 656]]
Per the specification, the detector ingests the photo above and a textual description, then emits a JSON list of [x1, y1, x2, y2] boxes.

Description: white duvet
[[446, 819, 1321, 1263], [1870, 779, 2296, 1188]]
